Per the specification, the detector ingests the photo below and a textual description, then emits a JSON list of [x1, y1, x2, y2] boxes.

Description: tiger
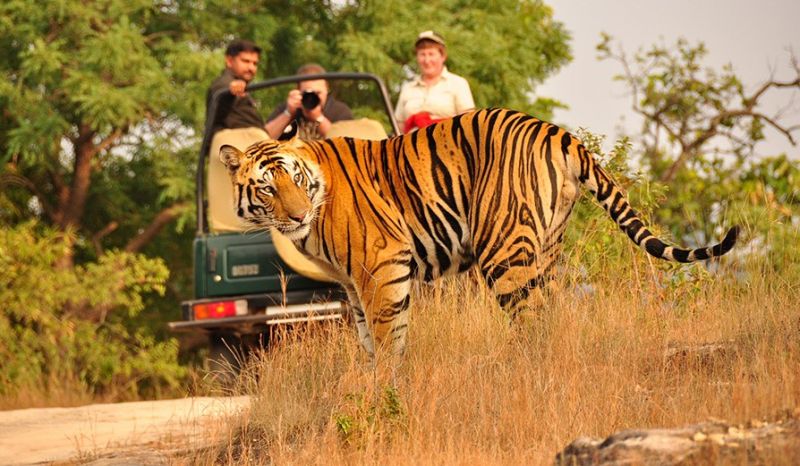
[[219, 108, 738, 359]]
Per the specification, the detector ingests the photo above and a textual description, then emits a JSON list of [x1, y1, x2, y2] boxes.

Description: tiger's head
[[219, 139, 325, 241]]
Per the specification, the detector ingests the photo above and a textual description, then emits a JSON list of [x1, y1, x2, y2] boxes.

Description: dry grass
[[0, 376, 109, 410], [184, 252, 800, 465]]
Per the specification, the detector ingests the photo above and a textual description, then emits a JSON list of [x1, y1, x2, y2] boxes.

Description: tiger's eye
[[293, 173, 302, 185]]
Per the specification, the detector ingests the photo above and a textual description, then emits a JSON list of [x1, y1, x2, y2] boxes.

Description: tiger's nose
[[289, 211, 308, 223]]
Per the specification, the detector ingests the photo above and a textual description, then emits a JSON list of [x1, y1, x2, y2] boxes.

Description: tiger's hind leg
[[476, 183, 576, 322], [479, 248, 560, 324]]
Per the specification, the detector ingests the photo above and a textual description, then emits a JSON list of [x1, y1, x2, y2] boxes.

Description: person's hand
[[303, 102, 323, 122], [286, 89, 303, 115], [228, 79, 248, 97]]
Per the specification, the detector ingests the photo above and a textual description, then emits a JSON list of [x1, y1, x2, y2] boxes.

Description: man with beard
[[205, 39, 267, 136]]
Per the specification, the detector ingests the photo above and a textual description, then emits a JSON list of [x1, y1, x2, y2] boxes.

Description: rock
[[555, 412, 800, 465]]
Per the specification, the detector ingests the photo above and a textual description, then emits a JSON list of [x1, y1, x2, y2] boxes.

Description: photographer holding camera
[[265, 63, 353, 141]]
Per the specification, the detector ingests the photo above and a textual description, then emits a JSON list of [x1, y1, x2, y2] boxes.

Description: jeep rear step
[[172, 290, 347, 333]]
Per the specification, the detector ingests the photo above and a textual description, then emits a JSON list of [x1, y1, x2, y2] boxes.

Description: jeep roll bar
[[197, 72, 400, 234]]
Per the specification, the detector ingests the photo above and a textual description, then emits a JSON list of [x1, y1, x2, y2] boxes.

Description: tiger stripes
[[220, 108, 738, 360]]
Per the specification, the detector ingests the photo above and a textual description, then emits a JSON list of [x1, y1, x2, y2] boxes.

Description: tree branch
[[747, 77, 800, 107], [91, 221, 119, 257], [90, 127, 125, 158], [703, 109, 796, 146], [639, 109, 682, 144], [124, 202, 190, 253], [0, 172, 58, 222], [663, 105, 799, 182], [754, 112, 798, 145]]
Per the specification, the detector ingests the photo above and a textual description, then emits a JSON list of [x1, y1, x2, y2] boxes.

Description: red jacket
[[403, 111, 443, 133]]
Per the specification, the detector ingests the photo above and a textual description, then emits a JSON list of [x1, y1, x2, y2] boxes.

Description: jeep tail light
[[193, 300, 247, 320]]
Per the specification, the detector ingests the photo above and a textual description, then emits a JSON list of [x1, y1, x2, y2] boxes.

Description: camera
[[301, 90, 321, 110]]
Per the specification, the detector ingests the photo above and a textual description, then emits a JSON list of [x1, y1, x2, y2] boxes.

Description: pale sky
[[537, 0, 800, 159]]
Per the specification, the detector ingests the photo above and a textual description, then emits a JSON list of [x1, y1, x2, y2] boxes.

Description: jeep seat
[[327, 118, 388, 140]]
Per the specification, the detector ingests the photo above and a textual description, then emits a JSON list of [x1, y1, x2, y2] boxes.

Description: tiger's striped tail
[[569, 139, 739, 263]]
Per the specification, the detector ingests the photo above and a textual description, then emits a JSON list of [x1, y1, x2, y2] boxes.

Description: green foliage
[[334, 385, 407, 445], [0, 1, 217, 371], [1, 1, 211, 160], [0, 222, 186, 398], [727, 155, 800, 279]]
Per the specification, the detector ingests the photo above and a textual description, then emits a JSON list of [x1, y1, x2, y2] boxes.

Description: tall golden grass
[[187, 243, 800, 465]]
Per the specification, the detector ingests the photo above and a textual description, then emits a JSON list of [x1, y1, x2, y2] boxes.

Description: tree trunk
[[54, 125, 96, 269], [60, 124, 95, 231]]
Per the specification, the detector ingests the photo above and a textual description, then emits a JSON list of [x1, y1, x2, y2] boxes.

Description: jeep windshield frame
[[197, 72, 400, 234]]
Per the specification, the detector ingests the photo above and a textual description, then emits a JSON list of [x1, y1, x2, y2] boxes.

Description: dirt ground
[[0, 396, 249, 465]]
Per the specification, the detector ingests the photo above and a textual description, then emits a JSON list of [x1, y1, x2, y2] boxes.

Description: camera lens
[[301, 91, 321, 110]]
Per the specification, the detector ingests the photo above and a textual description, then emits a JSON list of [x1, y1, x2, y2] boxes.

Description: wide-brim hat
[[415, 30, 446, 48]]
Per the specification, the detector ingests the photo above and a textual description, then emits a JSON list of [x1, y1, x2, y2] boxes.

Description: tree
[[0, 2, 233, 397], [0, 1, 220, 266], [596, 35, 800, 244]]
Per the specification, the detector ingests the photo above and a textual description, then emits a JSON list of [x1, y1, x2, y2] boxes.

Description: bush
[[0, 222, 187, 403]]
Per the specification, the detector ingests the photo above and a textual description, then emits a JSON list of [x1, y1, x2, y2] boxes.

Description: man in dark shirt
[[265, 64, 353, 141], [205, 40, 267, 135]]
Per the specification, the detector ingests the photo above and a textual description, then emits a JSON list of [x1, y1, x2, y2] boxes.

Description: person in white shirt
[[395, 30, 476, 133]]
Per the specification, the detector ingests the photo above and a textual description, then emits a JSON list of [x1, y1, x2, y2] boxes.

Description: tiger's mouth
[[243, 214, 312, 240], [277, 222, 311, 241]]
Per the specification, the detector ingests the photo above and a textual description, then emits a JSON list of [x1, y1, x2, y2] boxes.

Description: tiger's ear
[[219, 145, 245, 175]]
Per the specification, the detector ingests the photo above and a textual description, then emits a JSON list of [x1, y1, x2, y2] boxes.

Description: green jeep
[[169, 72, 399, 360]]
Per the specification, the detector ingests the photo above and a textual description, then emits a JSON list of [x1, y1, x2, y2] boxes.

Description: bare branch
[[704, 109, 797, 146], [639, 109, 682, 143], [755, 113, 797, 145], [715, 129, 752, 150], [124, 202, 190, 253], [662, 146, 702, 183], [747, 77, 800, 107], [91, 221, 119, 257], [90, 127, 125, 158]]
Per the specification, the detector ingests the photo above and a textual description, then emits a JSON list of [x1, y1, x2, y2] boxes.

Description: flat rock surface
[[556, 410, 800, 465], [0, 396, 249, 465]]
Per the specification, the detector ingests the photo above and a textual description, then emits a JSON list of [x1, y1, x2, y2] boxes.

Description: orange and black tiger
[[220, 108, 738, 358]]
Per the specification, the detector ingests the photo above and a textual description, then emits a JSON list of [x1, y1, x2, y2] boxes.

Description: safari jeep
[[169, 72, 399, 361]]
